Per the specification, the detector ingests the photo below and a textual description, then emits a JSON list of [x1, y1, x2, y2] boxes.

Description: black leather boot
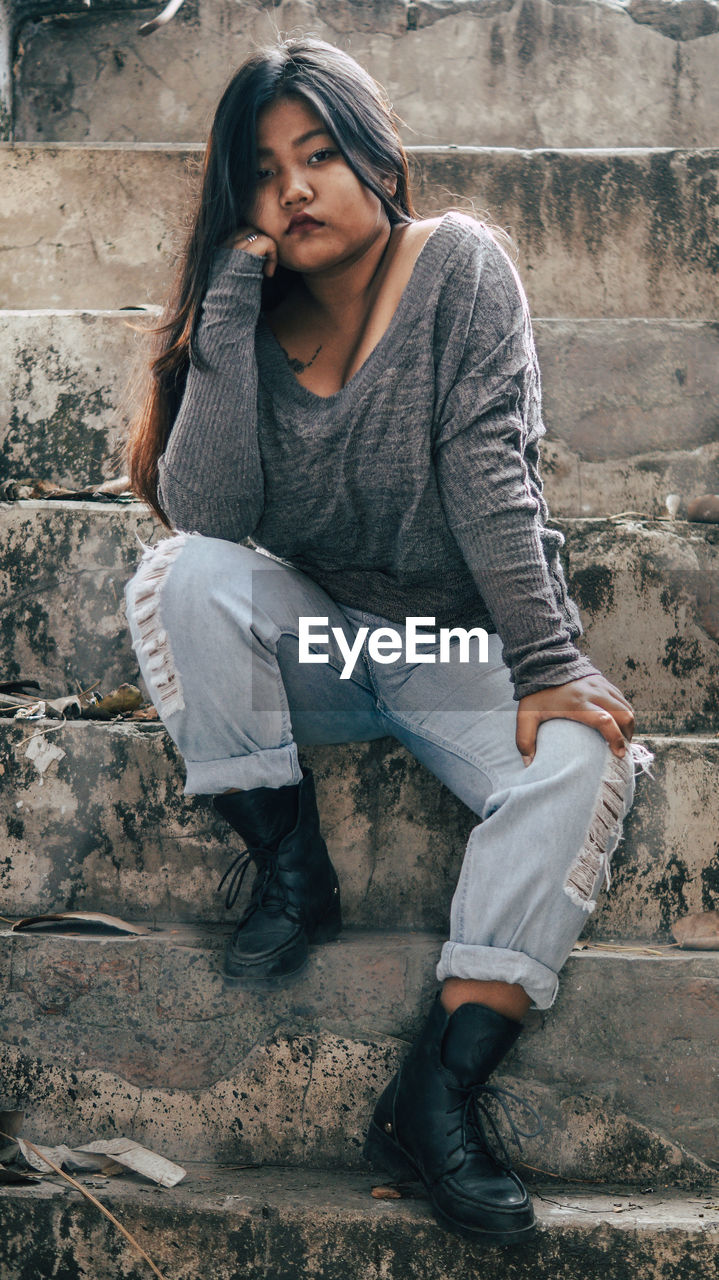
[[364, 995, 539, 1245], [213, 767, 341, 980]]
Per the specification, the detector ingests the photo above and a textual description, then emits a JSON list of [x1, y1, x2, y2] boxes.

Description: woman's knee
[[542, 720, 640, 913], [124, 533, 260, 629]]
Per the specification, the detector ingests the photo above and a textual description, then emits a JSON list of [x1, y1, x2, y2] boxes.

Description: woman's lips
[[287, 217, 323, 234]]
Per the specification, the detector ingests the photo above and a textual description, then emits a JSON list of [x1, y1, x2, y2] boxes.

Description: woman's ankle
[[440, 977, 531, 1022]]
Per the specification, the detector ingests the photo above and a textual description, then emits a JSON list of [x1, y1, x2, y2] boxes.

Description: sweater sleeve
[[157, 246, 266, 541], [432, 226, 599, 699]]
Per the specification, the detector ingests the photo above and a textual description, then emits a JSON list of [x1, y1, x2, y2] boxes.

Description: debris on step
[[0, 1114, 185, 1188], [139, 0, 188, 36], [9, 911, 152, 937], [0, 1119, 177, 1277], [371, 1185, 404, 1200], [571, 941, 669, 956], [687, 494, 719, 523], [0, 1165, 42, 1184], [0, 475, 134, 502], [82, 684, 144, 720], [672, 911, 719, 949], [0, 680, 155, 722]]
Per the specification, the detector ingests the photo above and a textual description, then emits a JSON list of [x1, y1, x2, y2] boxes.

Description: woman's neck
[[296, 220, 396, 327]]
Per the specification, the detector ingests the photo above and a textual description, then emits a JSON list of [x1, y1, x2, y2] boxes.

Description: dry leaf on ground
[[11, 912, 151, 937], [672, 911, 719, 949]]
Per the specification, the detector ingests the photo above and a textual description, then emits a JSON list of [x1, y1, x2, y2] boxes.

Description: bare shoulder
[[386, 217, 445, 290], [390, 216, 441, 254], [406, 215, 446, 244], [402, 212, 501, 256]]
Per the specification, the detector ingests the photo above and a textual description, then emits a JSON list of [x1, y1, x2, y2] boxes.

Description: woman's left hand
[[516, 674, 635, 766]]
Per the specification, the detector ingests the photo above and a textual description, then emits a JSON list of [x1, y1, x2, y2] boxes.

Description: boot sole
[[364, 1121, 537, 1247]]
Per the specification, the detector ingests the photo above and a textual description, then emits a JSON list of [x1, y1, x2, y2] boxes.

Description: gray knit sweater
[[158, 211, 598, 699]]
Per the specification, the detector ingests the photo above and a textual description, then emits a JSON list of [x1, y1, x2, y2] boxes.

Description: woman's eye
[[308, 148, 336, 164]]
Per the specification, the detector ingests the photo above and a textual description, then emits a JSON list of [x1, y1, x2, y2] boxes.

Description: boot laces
[[217, 846, 289, 917], [458, 1083, 543, 1172]]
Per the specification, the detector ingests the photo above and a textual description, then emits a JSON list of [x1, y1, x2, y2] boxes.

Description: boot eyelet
[[384, 1122, 393, 1134]]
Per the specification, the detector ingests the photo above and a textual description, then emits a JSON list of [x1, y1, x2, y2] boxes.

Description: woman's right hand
[[221, 226, 278, 277]]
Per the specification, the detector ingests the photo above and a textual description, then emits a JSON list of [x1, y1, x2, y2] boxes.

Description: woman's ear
[[382, 174, 398, 198]]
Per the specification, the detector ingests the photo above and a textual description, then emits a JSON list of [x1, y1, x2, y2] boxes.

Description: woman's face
[[248, 95, 395, 275]]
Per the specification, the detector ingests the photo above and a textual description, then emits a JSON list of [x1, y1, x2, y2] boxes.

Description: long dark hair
[[125, 38, 418, 525]]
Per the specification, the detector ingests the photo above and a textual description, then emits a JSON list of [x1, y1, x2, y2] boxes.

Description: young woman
[[124, 38, 648, 1247]]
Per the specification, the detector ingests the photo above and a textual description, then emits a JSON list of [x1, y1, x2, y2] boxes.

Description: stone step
[[2, 928, 717, 1176], [1, 145, 717, 316], [1, 723, 715, 942], [0, 309, 157, 489], [3, 1170, 718, 1280], [3, 311, 718, 519], [2, 1170, 718, 1280], [10, 0, 719, 149], [564, 517, 719, 733], [1, 502, 716, 732], [543, 439, 719, 522]]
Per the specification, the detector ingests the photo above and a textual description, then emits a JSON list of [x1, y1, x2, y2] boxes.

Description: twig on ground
[[0, 1131, 170, 1280]]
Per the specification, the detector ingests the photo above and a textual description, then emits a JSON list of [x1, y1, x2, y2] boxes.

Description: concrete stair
[[3, 928, 718, 1176], [1, 2, 718, 1276], [3, 310, 718, 516], [8, 0, 719, 148], [2, 144, 718, 315], [1, 502, 718, 731], [1, 731, 718, 939], [3, 1169, 718, 1280]]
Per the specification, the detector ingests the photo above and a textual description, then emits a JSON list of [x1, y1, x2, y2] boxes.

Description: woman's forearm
[[158, 247, 266, 541]]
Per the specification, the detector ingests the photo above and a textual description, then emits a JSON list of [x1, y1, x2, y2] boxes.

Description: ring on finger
[[244, 232, 259, 243]]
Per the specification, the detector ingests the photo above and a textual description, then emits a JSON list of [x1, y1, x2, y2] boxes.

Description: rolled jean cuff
[[436, 941, 560, 1012], [182, 743, 303, 796]]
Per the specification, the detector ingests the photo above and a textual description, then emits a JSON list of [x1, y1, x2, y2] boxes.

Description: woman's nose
[[280, 169, 313, 206]]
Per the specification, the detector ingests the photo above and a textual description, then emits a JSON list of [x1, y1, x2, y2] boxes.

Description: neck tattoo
[[281, 343, 323, 374]]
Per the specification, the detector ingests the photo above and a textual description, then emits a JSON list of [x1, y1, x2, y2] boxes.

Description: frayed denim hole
[[127, 531, 189, 717]]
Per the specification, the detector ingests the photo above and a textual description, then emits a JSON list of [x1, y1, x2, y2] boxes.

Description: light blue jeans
[[124, 532, 648, 1009]]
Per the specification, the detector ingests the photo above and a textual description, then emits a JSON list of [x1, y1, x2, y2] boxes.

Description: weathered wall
[[2, 145, 718, 315], [3, 312, 718, 517], [1, 725, 716, 940], [9, 0, 719, 147], [3, 929, 719, 1170]]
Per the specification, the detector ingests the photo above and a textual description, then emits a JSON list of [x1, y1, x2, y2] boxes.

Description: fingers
[[583, 705, 628, 757], [584, 682, 635, 743], [515, 704, 539, 766], [517, 699, 627, 765], [222, 227, 279, 276], [516, 675, 635, 766], [597, 678, 634, 717]]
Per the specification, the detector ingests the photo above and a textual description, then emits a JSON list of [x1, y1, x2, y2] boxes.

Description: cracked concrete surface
[[6, 0, 719, 145], [2, 934, 719, 1175], [2, 312, 717, 516], [1, 504, 718, 730], [2, 146, 718, 316]]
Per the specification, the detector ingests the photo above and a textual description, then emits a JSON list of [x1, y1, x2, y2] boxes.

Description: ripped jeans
[[124, 532, 650, 1010]]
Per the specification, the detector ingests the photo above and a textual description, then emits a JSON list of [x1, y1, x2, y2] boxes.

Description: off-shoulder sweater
[[157, 211, 598, 699]]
